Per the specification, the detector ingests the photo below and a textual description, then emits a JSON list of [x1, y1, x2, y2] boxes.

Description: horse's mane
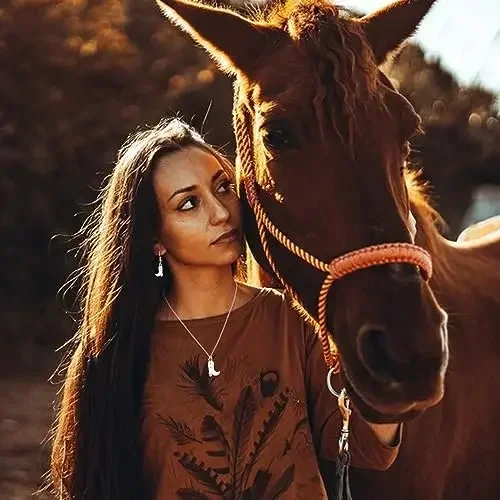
[[254, 0, 385, 154], [406, 169, 500, 305]]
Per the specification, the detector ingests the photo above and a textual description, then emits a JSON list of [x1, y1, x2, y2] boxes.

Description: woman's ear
[[153, 242, 167, 256]]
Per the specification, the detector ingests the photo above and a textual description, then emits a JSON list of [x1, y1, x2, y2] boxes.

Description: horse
[[156, 0, 500, 497]]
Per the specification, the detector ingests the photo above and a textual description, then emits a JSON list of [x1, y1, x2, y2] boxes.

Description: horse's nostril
[[357, 325, 402, 384]]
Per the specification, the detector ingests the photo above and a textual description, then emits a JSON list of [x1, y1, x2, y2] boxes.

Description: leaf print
[[265, 464, 295, 499], [212, 466, 231, 475], [201, 415, 231, 458], [242, 469, 272, 500], [253, 391, 289, 457], [282, 417, 308, 457], [175, 451, 229, 496], [242, 390, 289, 490], [178, 355, 224, 411], [282, 440, 292, 458], [158, 414, 202, 445], [177, 488, 212, 499], [201, 415, 231, 474], [231, 385, 257, 498]]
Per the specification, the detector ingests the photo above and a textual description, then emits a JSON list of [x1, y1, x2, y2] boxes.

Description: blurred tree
[[1, 1, 499, 369], [0, 0, 233, 372], [387, 44, 500, 235]]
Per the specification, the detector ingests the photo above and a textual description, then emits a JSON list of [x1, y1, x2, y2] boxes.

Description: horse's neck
[[246, 254, 280, 288], [427, 233, 500, 317]]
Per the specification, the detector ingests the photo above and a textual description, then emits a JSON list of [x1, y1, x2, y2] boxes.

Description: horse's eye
[[261, 122, 296, 151]]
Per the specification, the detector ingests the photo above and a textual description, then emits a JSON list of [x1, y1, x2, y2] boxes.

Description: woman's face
[[153, 146, 243, 270]]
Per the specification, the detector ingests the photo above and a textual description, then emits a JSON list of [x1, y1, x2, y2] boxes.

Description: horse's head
[[158, 0, 448, 422]]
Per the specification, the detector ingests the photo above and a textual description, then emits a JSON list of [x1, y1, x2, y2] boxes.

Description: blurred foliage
[[0, 0, 499, 369], [387, 45, 500, 233], [0, 0, 233, 372]]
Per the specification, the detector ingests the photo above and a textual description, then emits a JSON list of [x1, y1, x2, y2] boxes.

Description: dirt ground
[[0, 375, 57, 500]]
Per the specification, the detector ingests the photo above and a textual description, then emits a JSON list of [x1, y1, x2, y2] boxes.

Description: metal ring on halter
[[327, 367, 342, 398]]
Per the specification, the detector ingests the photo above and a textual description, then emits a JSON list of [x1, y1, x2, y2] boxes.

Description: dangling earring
[[155, 251, 164, 278]]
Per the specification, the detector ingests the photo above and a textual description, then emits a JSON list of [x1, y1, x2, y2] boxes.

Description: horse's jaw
[[341, 374, 443, 424], [324, 264, 449, 422], [339, 347, 447, 424]]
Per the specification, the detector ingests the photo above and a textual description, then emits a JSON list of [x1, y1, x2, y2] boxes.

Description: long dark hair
[[50, 118, 237, 499]]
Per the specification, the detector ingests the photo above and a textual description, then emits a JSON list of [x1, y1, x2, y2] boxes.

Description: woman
[[50, 118, 401, 499]]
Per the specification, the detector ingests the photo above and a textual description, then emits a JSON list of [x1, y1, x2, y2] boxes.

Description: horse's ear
[[360, 0, 437, 64], [156, 0, 276, 76]]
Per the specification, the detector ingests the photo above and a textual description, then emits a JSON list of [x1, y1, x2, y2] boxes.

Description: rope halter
[[233, 95, 433, 374]]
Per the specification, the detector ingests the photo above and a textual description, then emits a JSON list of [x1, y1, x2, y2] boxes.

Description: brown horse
[[157, 0, 500, 497]]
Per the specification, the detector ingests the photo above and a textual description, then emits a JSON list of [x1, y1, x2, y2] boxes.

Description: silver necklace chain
[[163, 282, 238, 377]]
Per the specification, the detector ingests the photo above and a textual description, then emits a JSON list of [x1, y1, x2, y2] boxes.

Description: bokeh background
[[1, 0, 499, 497]]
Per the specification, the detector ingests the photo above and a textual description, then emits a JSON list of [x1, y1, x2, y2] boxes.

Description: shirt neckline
[[155, 286, 269, 328]]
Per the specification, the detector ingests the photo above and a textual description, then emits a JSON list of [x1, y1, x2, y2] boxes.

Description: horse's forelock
[[262, 0, 387, 155], [315, 11, 385, 151], [285, 0, 340, 39]]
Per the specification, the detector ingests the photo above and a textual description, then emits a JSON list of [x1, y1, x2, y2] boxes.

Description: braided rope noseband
[[233, 91, 433, 374]]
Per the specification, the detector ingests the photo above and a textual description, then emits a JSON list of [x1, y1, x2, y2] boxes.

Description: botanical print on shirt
[[155, 354, 319, 499]]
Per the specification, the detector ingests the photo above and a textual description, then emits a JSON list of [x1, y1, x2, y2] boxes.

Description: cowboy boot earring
[[155, 252, 163, 278]]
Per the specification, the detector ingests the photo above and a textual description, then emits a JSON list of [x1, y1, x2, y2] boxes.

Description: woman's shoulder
[[237, 282, 286, 306], [238, 282, 303, 323]]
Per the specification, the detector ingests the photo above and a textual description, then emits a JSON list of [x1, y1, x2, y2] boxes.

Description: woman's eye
[[178, 196, 198, 211], [217, 180, 234, 193]]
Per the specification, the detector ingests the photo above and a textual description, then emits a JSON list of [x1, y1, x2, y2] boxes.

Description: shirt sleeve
[[303, 319, 402, 471]]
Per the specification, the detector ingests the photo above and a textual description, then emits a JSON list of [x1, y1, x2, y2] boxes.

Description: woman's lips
[[211, 228, 239, 245]]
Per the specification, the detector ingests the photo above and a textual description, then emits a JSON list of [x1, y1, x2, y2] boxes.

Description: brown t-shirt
[[142, 287, 400, 499]]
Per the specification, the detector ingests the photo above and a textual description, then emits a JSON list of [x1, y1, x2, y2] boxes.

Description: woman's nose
[[209, 197, 231, 224]]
